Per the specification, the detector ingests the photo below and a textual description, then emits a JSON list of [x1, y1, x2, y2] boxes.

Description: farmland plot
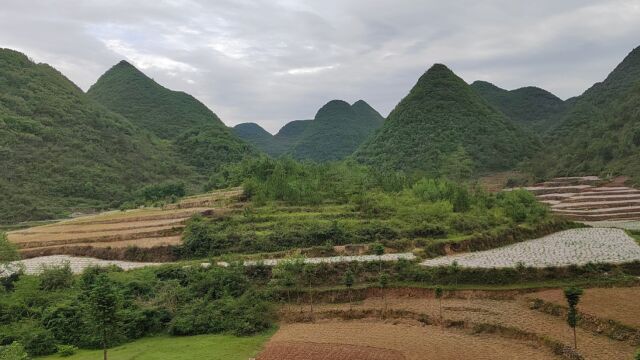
[[258, 321, 558, 360], [6, 188, 242, 258], [289, 294, 638, 360], [421, 228, 640, 268]]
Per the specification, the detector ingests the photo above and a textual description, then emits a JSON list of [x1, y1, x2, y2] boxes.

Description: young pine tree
[[564, 287, 583, 350], [344, 268, 355, 311]]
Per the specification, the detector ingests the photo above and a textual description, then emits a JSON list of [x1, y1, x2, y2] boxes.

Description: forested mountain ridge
[[288, 99, 385, 161], [0, 49, 195, 223], [88, 60, 256, 173], [87, 60, 224, 139], [354, 64, 539, 175], [471, 80, 567, 132], [528, 45, 640, 182], [234, 100, 384, 161]]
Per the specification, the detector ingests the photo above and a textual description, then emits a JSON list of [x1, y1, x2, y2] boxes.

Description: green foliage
[[183, 158, 551, 257], [39, 263, 74, 291], [496, 189, 549, 224], [564, 287, 583, 329], [56, 344, 78, 357], [355, 64, 539, 175], [471, 80, 566, 132], [86, 274, 120, 350], [434, 286, 443, 299], [234, 100, 384, 162], [0, 49, 197, 224], [441, 146, 474, 182], [343, 269, 355, 288], [0, 342, 28, 360], [378, 272, 389, 289], [0, 233, 18, 262], [22, 328, 56, 356], [372, 243, 385, 256]]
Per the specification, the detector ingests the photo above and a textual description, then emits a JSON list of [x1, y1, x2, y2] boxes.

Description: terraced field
[[421, 228, 640, 268], [514, 176, 640, 221], [280, 289, 640, 360], [6, 188, 242, 259]]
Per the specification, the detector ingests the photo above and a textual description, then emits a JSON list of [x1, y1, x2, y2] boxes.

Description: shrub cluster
[[0, 264, 274, 357]]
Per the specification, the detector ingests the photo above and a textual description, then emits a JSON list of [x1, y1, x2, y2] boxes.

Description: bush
[[56, 344, 78, 357], [0, 342, 28, 360], [22, 328, 56, 356], [39, 263, 73, 291]]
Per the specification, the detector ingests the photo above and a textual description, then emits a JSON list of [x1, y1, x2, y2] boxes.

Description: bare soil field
[[258, 321, 557, 360], [285, 291, 638, 360], [526, 287, 640, 328], [6, 189, 242, 259]]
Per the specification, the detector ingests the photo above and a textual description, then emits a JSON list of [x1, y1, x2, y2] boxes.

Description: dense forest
[[233, 100, 384, 161], [471, 81, 567, 132], [0, 49, 196, 224], [354, 64, 539, 175]]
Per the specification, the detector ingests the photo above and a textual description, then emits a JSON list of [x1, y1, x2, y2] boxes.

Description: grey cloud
[[1, 0, 639, 133]]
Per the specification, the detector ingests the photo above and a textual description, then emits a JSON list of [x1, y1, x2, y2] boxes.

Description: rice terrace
[[2, 2, 640, 360]]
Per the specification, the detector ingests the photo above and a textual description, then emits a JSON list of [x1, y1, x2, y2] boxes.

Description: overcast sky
[[1, 1, 640, 133]]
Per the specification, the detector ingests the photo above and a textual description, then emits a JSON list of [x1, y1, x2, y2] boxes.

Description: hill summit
[[88, 60, 255, 173], [354, 64, 538, 174], [233, 99, 384, 161]]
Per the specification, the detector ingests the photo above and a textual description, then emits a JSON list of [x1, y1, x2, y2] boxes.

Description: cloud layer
[[2, 0, 639, 132]]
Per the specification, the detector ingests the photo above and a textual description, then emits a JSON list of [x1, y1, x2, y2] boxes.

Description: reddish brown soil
[[286, 293, 637, 360], [526, 287, 640, 328], [258, 340, 405, 360], [258, 321, 556, 360]]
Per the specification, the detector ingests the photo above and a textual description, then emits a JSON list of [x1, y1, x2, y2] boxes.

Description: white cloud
[[0, 0, 639, 133], [103, 39, 197, 73]]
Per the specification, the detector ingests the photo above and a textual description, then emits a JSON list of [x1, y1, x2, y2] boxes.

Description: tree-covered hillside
[[354, 64, 539, 175], [0, 49, 195, 223], [288, 100, 385, 161], [234, 100, 384, 162], [88, 61, 224, 139], [88, 61, 255, 173], [528, 45, 640, 182], [232, 122, 285, 156], [471, 81, 566, 132]]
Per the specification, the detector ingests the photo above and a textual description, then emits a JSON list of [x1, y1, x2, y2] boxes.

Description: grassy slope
[[0, 49, 196, 224], [354, 64, 539, 174], [87, 61, 256, 174], [39, 330, 275, 360], [471, 80, 566, 132]]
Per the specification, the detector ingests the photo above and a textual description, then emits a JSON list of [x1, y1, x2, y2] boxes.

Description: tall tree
[[564, 287, 584, 350], [86, 274, 120, 360]]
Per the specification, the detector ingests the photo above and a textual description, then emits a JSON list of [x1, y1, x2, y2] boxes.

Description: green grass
[[39, 330, 275, 360]]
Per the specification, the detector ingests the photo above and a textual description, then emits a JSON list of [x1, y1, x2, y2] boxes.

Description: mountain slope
[[0, 49, 195, 223], [288, 100, 385, 161], [232, 122, 284, 156], [529, 45, 640, 182], [88, 61, 255, 173], [354, 64, 539, 174], [471, 81, 566, 132], [234, 100, 383, 161]]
